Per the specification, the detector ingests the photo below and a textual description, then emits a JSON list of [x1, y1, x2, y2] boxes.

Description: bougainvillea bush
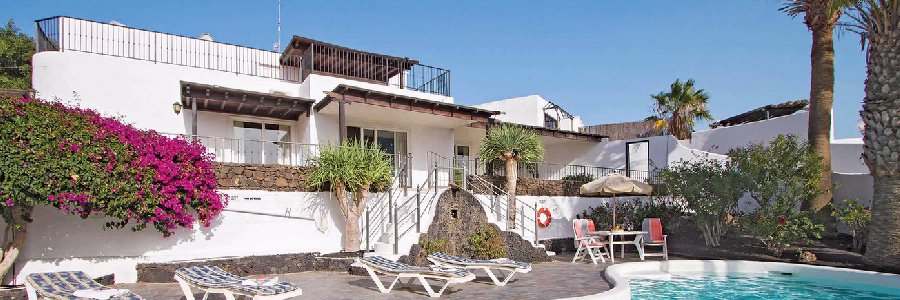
[[0, 96, 226, 276]]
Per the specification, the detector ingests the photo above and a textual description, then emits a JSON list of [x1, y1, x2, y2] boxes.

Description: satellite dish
[[199, 33, 214, 41], [857, 119, 865, 135]]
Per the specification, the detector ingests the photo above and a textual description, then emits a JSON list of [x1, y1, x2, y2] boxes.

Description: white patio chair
[[427, 252, 531, 286], [572, 219, 610, 264], [641, 218, 669, 260]]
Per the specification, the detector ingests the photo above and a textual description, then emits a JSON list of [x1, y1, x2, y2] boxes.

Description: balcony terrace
[[34, 16, 451, 97]]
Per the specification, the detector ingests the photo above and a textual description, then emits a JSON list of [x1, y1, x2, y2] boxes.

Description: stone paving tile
[[114, 254, 658, 299]]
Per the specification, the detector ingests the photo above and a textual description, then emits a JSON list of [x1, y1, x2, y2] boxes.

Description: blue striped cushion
[[360, 256, 471, 278], [230, 281, 301, 296], [25, 271, 143, 300], [175, 265, 301, 296], [175, 266, 241, 289], [429, 252, 531, 269]]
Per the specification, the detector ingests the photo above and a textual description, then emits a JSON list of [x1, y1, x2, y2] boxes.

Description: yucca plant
[[478, 124, 544, 228], [307, 141, 392, 252]]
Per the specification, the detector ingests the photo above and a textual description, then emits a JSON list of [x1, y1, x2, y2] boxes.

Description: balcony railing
[[444, 157, 660, 184], [163, 134, 318, 167], [298, 42, 451, 96], [35, 16, 301, 82]]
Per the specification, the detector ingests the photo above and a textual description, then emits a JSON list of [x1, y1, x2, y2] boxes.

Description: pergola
[[180, 81, 316, 135], [315, 84, 499, 141]]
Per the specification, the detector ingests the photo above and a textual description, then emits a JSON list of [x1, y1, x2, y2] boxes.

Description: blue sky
[[4, 1, 868, 138]]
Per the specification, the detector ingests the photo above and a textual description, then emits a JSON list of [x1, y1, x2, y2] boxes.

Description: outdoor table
[[589, 230, 647, 263]]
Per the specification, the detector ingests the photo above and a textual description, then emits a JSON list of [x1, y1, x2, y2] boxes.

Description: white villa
[[16, 16, 871, 284]]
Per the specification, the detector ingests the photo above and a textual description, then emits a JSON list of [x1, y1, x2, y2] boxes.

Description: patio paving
[[114, 253, 659, 299]]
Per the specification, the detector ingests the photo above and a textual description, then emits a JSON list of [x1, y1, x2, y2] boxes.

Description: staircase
[[361, 152, 555, 258]]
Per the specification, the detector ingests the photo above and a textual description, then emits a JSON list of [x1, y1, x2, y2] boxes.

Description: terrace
[[34, 16, 452, 97]]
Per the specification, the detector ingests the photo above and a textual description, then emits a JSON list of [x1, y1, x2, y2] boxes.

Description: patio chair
[[173, 265, 303, 300], [426, 252, 531, 286], [353, 255, 475, 297], [572, 219, 610, 264], [25, 271, 143, 300], [641, 218, 669, 260]]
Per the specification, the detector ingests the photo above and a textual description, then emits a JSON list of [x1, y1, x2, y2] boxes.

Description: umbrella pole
[[612, 194, 617, 229]]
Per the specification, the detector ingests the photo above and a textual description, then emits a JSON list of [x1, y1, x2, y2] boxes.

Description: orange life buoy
[[537, 207, 552, 228]]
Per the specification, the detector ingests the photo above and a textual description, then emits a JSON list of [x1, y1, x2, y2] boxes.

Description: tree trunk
[[344, 205, 362, 252], [505, 158, 518, 229], [802, 25, 835, 224], [861, 22, 900, 270], [865, 176, 900, 267], [0, 206, 31, 280]]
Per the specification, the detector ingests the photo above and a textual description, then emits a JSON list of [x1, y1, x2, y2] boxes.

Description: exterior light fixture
[[172, 101, 183, 115]]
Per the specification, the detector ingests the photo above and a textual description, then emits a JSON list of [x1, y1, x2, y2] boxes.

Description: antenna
[[274, 0, 282, 51]]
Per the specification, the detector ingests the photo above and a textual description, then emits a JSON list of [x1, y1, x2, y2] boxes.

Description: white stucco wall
[[13, 190, 365, 284], [302, 73, 454, 104], [474, 95, 584, 131], [689, 111, 810, 155], [32, 51, 303, 136]]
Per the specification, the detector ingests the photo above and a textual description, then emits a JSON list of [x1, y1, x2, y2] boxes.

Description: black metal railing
[[298, 42, 451, 97], [35, 16, 301, 82]]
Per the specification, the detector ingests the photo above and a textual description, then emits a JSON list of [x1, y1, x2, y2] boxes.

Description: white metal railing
[[162, 133, 317, 166], [35, 16, 302, 82]]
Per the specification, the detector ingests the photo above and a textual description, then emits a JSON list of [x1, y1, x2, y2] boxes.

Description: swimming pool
[[561, 260, 900, 300], [630, 272, 900, 299]]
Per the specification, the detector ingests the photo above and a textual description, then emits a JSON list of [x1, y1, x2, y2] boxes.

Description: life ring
[[537, 208, 552, 228]]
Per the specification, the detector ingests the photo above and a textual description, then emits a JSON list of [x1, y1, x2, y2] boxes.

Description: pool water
[[630, 272, 900, 300]]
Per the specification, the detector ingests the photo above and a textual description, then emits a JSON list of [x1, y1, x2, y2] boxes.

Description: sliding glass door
[[233, 121, 292, 164]]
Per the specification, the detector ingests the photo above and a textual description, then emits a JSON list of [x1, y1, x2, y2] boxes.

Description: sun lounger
[[174, 265, 303, 300], [25, 271, 143, 300], [354, 256, 475, 297], [426, 252, 531, 286]]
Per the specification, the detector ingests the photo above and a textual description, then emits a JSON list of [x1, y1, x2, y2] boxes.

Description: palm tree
[[780, 0, 855, 223], [479, 124, 545, 229], [307, 141, 392, 252], [844, 0, 900, 269], [650, 79, 713, 140]]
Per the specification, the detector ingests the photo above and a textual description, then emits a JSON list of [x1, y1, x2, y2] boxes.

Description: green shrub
[[561, 173, 594, 182], [830, 198, 870, 253], [422, 239, 450, 254], [466, 225, 507, 259], [730, 134, 825, 256], [661, 155, 743, 247], [576, 198, 684, 233]]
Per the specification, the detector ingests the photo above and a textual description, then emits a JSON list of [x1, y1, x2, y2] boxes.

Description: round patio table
[[589, 230, 647, 263]]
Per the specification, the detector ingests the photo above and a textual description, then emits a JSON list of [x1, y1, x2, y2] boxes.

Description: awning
[[315, 85, 499, 126], [180, 82, 315, 120]]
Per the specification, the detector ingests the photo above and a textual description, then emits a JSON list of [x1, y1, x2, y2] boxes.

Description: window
[[544, 113, 558, 129], [233, 121, 291, 164], [345, 126, 408, 166]]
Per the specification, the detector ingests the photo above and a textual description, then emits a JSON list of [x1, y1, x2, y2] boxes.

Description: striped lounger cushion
[[430, 252, 531, 269], [175, 266, 301, 296], [26, 271, 143, 300], [361, 256, 472, 278]]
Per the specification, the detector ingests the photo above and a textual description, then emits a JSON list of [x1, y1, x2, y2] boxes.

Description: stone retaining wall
[[136, 252, 354, 283], [470, 176, 584, 197], [214, 163, 313, 192]]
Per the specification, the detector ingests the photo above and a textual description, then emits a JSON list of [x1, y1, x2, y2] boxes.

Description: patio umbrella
[[579, 173, 653, 229]]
